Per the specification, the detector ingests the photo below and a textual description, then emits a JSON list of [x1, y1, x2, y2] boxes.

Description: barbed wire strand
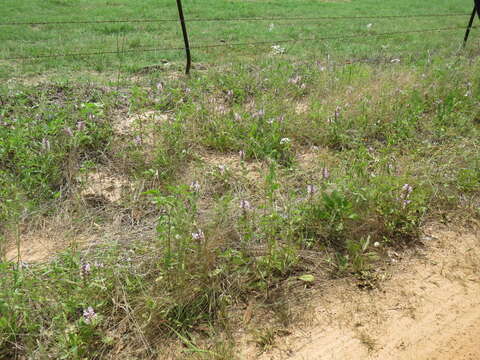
[[0, 13, 471, 26], [205, 31, 464, 72], [1, 26, 474, 61]]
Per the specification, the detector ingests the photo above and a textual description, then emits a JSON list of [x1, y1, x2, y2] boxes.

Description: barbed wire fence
[[1, 1, 479, 75], [0, 12, 474, 27]]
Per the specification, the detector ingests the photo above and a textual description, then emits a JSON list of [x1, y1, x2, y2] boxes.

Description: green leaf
[[298, 274, 315, 283]]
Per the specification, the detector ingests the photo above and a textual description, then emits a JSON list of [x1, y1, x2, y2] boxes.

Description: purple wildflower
[[307, 184, 316, 198], [81, 263, 91, 277], [240, 200, 252, 214], [334, 106, 341, 122], [83, 307, 97, 324], [322, 167, 330, 180], [240, 200, 251, 210], [77, 121, 86, 131], [190, 181, 201, 193], [402, 184, 413, 195], [192, 230, 205, 242], [41, 138, 51, 152], [239, 150, 246, 161], [399, 184, 414, 208], [64, 127, 74, 137], [288, 76, 302, 85], [253, 109, 265, 118]]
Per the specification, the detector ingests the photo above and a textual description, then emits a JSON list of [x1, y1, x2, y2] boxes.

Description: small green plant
[[344, 236, 378, 273], [146, 184, 200, 271], [301, 189, 358, 247]]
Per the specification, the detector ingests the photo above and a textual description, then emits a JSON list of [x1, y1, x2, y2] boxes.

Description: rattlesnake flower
[[80, 263, 91, 278], [41, 138, 51, 152], [239, 150, 246, 161], [83, 307, 97, 324], [190, 181, 201, 193], [192, 230, 205, 242], [64, 127, 74, 137], [322, 167, 330, 180], [240, 200, 252, 212], [399, 184, 414, 208], [307, 185, 316, 198], [77, 121, 86, 131]]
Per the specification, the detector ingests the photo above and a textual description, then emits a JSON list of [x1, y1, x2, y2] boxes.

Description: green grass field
[[1, 1, 480, 359], [0, 0, 476, 78]]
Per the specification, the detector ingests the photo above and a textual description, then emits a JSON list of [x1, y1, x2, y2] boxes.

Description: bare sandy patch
[[114, 110, 169, 136], [200, 151, 266, 183], [80, 169, 132, 204], [240, 224, 480, 359]]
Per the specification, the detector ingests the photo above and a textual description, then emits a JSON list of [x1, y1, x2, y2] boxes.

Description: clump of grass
[[0, 84, 113, 220]]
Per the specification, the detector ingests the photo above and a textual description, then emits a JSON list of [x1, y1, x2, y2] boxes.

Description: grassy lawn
[[0, 0, 475, 78], [1, 1, 480, 359]]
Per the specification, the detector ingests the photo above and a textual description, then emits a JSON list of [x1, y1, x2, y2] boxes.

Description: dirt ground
[[241, 224, 480, 360], [6, 222, 480, 359]]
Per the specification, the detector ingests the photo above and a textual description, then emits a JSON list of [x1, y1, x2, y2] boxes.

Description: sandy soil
[[6, 220, 480, 359], [245, 225, 480, 360]]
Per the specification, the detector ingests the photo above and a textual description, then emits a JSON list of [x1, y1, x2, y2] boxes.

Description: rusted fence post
[[176, 0, 191, 74]]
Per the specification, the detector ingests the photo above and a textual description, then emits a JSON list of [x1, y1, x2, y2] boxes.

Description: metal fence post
[[464, 0, 480, 46], [176, 0, 191, 75]]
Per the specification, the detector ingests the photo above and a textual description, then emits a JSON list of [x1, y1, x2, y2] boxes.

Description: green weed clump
[[1, 53, 480, 358], [0, 85, 113, 221]]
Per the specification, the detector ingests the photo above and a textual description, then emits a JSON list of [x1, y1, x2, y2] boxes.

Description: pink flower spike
[[322, 167, 330, 180], [307, 184, 316, 197], [83, 307, 97, 324], [192, 230, 205, 242], [64, 127, 74, 137], [190, 181, 200, 193]]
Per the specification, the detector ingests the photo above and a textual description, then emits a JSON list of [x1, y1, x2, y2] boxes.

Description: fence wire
[[1, 25, 474, 61], [0, 13, 471, 26]]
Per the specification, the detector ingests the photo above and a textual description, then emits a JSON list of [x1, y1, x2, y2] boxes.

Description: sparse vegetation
[[1, 0, 480, 359]]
